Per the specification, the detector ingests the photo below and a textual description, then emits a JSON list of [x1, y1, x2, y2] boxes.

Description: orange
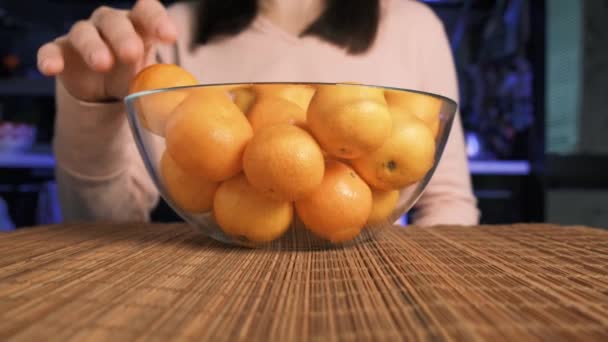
[[309, 83, 386, 113], [243, 124, 324, 201], [295, 160, 372, 243], [252, 84, 316, 111], [307, 84, 392, 159], [247, 97, 307, 132], [385, 90, 442, 137], [165, 92, 253, 182], [230, 86, 256, 114], [213, 174, 293, 243], [367, 190, 400, 225], [351, 109, 436, 190], [129, 64, 198, 136], [159, 150, 218, 213], [297, 123, 331, 159]]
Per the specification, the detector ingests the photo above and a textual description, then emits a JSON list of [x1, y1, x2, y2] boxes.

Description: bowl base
[[192, 219, 389, 251]]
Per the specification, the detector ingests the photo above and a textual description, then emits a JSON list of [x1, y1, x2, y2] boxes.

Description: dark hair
[[193, 0, 380, 54]]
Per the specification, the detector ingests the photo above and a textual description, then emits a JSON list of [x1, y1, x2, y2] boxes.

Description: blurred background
[[0, 0, 606, 231]]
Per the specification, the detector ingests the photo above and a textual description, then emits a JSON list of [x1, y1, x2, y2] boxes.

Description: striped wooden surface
[[0, 223, 607, 341]]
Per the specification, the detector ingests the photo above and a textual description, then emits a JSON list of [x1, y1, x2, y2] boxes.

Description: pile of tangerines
[[129, 64, 440, 244]]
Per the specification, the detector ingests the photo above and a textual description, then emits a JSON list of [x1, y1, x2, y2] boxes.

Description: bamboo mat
[[0, 223, 607, 341]]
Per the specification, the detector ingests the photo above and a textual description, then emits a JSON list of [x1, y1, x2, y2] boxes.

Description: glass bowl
[[125, 82, 457, 249]]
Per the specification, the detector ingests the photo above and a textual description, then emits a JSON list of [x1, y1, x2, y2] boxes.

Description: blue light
[[466, 132, 481, 158]]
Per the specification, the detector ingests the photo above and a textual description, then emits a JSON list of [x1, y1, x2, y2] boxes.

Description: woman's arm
[[53, 80, 160, 222], [52, 3, 191, 222], [409, 6, 480, 226]]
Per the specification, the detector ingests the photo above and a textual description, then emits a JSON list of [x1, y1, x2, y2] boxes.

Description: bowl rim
[[124, 82, 458, 108]]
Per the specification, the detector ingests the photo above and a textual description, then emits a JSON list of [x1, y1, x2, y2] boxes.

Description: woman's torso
[[166, 0, 433, 93]]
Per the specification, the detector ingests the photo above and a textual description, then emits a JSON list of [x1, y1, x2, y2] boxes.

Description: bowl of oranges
[[125, 64, 457, 248]]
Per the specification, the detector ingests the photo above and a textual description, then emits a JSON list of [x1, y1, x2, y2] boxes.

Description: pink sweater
[[53, 0, 479, 226]]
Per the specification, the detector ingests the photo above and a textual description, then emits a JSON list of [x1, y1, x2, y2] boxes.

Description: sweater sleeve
[[52, 6, 187, 222], [409, 7, 480, 226], [53, 80, 160, 222]]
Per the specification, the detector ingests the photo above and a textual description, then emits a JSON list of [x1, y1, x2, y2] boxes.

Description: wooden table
[[0, 223, 607, 341]]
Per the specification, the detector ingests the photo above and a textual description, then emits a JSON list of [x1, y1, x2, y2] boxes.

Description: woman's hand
[[37, 0, 177, 102]]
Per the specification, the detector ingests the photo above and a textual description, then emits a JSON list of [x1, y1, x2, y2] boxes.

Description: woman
[[37, 0, 479, 226]]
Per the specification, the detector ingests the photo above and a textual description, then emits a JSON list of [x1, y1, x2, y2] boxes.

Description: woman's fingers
[[129, 0, 177, 43], [37, 1, 174, 79], [91, 7, 144, 63], [37, 41, 65, 76], [67, 20, 114, 72]]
